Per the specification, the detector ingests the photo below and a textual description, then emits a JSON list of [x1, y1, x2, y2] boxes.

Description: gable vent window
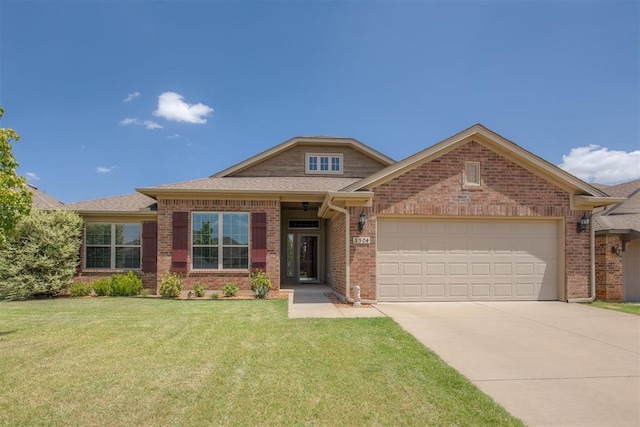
[[464, 161, 481, 186], [306, 153, 343, 175]]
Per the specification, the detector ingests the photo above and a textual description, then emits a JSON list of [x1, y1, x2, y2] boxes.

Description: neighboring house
[[592, 179, 640, 302], [28, 184, 64, 209], [66, 124, 624, 302]]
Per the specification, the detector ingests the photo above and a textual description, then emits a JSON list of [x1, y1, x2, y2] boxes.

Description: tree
[[0, 209, 83, 300], [0, 107, 32, 244]]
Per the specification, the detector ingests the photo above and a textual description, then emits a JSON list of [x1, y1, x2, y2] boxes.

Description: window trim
[[191, 212, 250, 271], [84, 222, 142, 270], [305, 153, 344, 175]]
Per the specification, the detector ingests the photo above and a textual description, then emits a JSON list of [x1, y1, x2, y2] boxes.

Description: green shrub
[[193, 283, 206, 297], [221, 282, 239, 297], [70, 282, 92, 297], [159, 271, 183, 297], [0, 209, 82, 300], [92, 278, 111, 296], [250, 270, 272, 299], [110, 271, 143, 296], [211, 292, 219, 299]]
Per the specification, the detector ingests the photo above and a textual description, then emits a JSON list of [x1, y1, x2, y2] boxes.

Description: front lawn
[[0, 298, 522, 426], [590, 300, 640, 316]]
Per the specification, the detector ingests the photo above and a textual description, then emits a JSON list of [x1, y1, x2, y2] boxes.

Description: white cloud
[[123, 91, 141, 102], [143, 120, 163, 130], [120, 117, 138, 126], [96, 166, 117, 174], [120, 117, 163, 130], [25, 172, 40, 181], [167, 133, 181, 139], [559, 145, 640, 185], [153, 92, 213, 124]]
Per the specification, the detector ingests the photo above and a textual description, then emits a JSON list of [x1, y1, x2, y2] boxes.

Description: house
[[66, 124, 625, 302], [592, 179, 640, 302]]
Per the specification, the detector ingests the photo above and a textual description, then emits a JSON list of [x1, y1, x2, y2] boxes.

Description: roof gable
[[343, 124, 610, 200], [211, 136, 395, 178], [28, 184, 64, 209]]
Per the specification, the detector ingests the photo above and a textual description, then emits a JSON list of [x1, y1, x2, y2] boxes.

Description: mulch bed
[[324, 292, 374, 308]]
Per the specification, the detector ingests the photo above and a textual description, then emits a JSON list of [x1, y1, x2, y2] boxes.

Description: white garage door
[[623, 240, 640, 302], [377, 219, 559, 301]]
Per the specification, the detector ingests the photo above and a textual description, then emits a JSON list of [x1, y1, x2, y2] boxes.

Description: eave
[[318, 191, 374, 218], [571, 195, 627, 210]]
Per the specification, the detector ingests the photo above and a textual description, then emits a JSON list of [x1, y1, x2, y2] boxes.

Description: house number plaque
[[352, 236, 370, 244]]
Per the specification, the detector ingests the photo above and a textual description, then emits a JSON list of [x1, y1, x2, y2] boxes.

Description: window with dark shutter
[[251, 212, 267, 271], [172, 212, 188, 272], [142, 222, 157, 273]]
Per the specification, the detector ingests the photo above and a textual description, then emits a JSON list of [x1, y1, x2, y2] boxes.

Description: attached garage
[[377, 218, 560, 301]]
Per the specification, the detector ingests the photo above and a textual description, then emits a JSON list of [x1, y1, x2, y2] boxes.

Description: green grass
[[0, 298, 522, 426], [591, 300, 640, 316]]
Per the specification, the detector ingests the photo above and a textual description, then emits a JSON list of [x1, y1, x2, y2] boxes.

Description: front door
[[298, 235, 318, 283]]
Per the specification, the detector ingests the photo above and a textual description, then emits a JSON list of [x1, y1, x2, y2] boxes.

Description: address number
[[352, 236, 370, 244]]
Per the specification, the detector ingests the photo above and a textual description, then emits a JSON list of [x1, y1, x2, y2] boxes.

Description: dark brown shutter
[[172, 212, 188, 273], [142, 222, 157, 273], [251, 212, 267, 271]]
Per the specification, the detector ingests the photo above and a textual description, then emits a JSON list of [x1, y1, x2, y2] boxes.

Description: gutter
[[325, 198, 376, 305], [567, 218, 596, 303]]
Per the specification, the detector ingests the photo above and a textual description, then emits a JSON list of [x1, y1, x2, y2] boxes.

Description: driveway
[[376, 302, 640, 427]]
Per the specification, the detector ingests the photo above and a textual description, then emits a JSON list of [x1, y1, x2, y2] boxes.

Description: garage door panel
[[377, 219, 559, 301]]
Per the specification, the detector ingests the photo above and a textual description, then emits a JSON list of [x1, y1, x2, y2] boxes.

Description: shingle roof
[[593, 213, 640, 233], [138, 176, 361, 194], [597, 179, 640, 197], [63, 193, 156, 212], [28, 184, 64, 209]]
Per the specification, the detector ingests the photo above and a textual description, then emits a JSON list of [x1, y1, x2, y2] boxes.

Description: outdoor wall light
[[358, 210, 366, 233], [576, 213, 590, 233], [612, 244, 622, 256], [302, 202, 309, 212]]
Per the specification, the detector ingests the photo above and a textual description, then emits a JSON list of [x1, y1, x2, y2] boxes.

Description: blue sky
[[1, 0, 638, 203]]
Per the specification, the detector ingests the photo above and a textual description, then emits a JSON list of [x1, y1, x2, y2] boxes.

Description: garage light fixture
[[358, 210, 366, 233], [576, 213, 590, 234]]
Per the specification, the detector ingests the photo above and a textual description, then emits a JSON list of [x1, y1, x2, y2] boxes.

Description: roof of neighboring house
[[593, 179, 640, 234], [211, 136, 396, 178], [63, 193, 157, 213], [27, 184, 64, 209], [137, 176, 361, 197]]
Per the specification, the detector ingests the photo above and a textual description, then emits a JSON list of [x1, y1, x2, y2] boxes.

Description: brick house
[[67, 124, 625, 302], [592, 180, 640, 302]]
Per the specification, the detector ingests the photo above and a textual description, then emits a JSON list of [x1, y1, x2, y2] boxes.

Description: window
[[305, 153, 343, 175], [85, 223, 141, 269], [192, 212, 249, 269], [464, 161, 481, 186]]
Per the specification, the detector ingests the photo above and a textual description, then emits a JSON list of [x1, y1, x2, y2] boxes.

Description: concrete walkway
[[284, 285, 384, 318], [376, 301, 640, 427]]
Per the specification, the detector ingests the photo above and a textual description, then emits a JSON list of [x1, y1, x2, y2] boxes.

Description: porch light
[[358, 210, 366, 233], [302, 202, 309, 212], [576, 213, 590, 234]]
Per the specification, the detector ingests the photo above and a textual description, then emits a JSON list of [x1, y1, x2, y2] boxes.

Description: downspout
[[326, 199, 376, 304], [567, 214, 596, 303]]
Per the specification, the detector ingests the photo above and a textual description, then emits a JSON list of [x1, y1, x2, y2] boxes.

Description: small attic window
[[464, 161, 481, 186], [306, 153, 343, 175]]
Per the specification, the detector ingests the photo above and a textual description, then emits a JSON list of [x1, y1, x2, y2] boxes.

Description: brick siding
[[156, 198, 280, 291], [595, 234, 624, 301]]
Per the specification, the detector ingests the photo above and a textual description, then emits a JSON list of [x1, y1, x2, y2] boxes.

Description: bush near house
[[250, 270, 272, 299], [70, 282, 92, 297], [221, 282, 239, 297], [158, 271, 183, 297], [91, 278, 112, 296], [109, 271, 143, 297], [193, 283, 206, 297], [0, 209, 82, 300]]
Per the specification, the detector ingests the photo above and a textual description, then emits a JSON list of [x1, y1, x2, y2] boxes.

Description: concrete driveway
[[376, 302, 640, 427]]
